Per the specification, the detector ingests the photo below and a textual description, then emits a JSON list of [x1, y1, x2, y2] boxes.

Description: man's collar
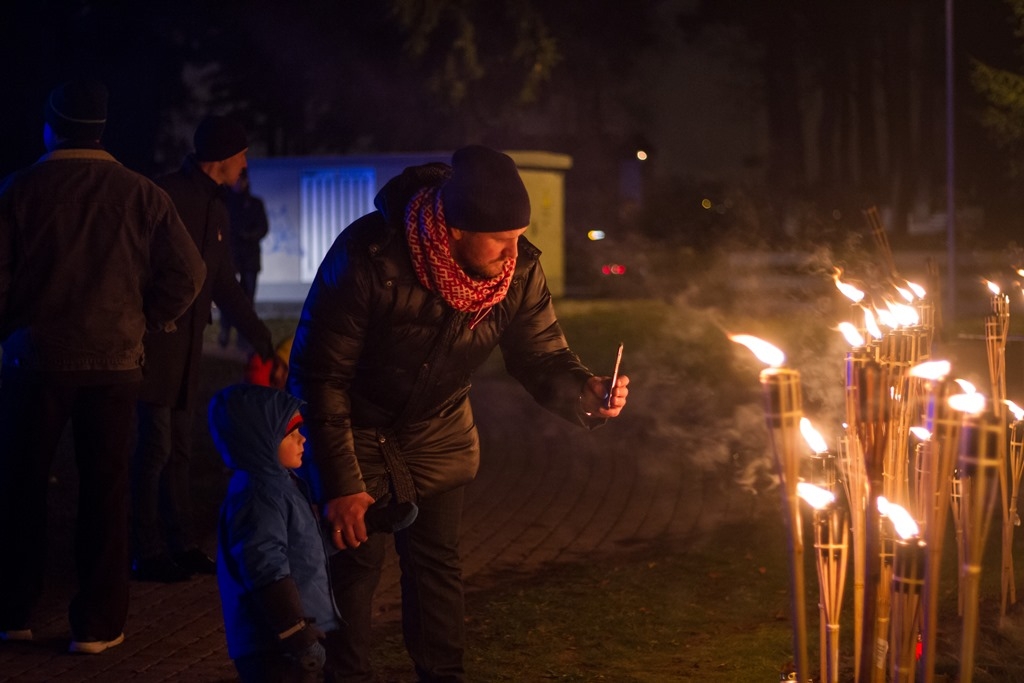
[[37, 147, 118, 164], [184, 155, 221, 190]]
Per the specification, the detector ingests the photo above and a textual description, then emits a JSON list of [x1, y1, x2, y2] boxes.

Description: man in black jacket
[[131, 116, 274, 583], [0, 80, 206, 653], [289, 145, 630, 681]]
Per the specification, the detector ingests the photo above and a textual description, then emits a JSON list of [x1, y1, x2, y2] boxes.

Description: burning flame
[[875, 306, 897, 330], [909, 426, 932, 441], [878, 496, 920, 539], [888, 301, 920, 327], [1006, 400, 1024, 422], [905, 280, 929, 299], [837, 322, 865, 347], [800, 418, 829, 454], [955, 379, 976, 394], [909, 360, 951, 380], [729, 334, 785, 367], [985, 280, 1001, 296], [949, 391, 985, 415], [797, 482, 835, 510], [864, 309, 883, 339], [894, 285, 915, 303], [833, 269, 865, 303]]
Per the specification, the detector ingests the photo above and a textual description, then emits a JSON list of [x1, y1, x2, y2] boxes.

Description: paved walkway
[[0, 345, 750, 682]]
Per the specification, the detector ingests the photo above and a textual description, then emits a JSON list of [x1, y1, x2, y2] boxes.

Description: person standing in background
[[131, 115, 274, 584], [219, 167, 269, 350], [0, 79, 206, 653]]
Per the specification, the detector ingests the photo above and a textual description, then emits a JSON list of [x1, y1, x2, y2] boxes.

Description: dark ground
[[0, 339, 753, 682]]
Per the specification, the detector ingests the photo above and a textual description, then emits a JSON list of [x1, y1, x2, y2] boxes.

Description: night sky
[[2, 1, 1022, 247]]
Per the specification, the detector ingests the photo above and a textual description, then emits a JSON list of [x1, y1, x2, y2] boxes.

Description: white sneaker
[[69, 632, 125, 654], [0, 629, 32, 642]]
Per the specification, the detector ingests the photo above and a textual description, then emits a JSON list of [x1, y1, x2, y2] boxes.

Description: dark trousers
[[131, 402, 195, 559], [328, 486, 466, 683], [0, 366, 139, 640]]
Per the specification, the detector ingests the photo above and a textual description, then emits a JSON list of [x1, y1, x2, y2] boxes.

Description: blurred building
[[246, 150, 572, 305]]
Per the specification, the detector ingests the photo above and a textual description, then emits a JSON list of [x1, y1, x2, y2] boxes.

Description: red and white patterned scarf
[[405, 187, 515, 328]]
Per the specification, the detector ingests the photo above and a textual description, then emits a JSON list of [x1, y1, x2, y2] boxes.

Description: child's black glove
[[284, 625, 326, 672], [251, 576, 326, 671]]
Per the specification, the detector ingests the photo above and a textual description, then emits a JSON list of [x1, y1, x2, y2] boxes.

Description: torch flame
[[954, 378, 977, 394], [909, 360, 951, 380], [837, 322, 865, 347], [833, 269, 865, 303], [889, 301, 920, 327], [799, 417, 829, 454], [875, 305, 897, 330], [864, 309, 883, 339], [986, 280, 1001, 296], [797, 482, 835, 510], [949, 391, 985, 415], [1006, 400, 1024, 422], [894, 285, 914, 303], [729, 334, 785, 367], [878, 496, 920, 539], [905, 278, 929, 296], [909, 426, 932, 441]]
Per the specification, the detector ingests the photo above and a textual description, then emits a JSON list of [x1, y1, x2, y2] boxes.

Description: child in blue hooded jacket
[[209, 384, 340, 682]]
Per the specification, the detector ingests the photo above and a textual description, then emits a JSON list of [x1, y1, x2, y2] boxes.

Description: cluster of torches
[[731, 247, 1024, 683]]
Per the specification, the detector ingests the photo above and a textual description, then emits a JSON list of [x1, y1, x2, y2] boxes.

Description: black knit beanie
[[44, 80, 108, 141], [440, 145, 531, 232], [194, 115, 248, 162]]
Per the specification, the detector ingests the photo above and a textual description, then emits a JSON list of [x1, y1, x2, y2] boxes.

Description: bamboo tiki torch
[[863, 206, 900, 282], [1006, 403, 1024, 612], [839, 322, 871, 682], [854, 359, 888, 683], [950, 463, 967, 617], [799, 482, 849, 683], [882, 498, 925, 683], [948, 379, 981, 618], [908, 360, 956, 683], [954, 396, 1002, 683], [801, 418, 837, 682], [984, 284, 1013, 615], [874, 301, 925, 683], [730, 335, 810, 682]]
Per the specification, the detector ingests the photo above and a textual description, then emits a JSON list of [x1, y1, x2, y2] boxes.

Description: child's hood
[[208, 384, 304, 475]]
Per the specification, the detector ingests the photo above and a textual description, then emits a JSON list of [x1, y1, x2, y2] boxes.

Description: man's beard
[[457, 258, 505, 281]]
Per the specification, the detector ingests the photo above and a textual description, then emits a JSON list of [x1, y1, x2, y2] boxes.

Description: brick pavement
[[0, 346, 749, 682]]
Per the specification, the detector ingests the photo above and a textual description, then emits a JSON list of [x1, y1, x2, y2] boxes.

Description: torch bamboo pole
[[951, 473, 967, 616], [881, 330, 913, 509], [842, 349, 872, 680], [874, 335, 915, 683], [863, 206, 900, 281], [918, 296, 936, 359], [854, 360, 889, 683], [985, 295, 1014, 615], [874, 526, 895, 683], [890, 537, 925, 683], [957, 410, 1003, 683], [813, 503, 849, 683], [1008, 420, 1024, 610], [838, 434, 866, 680], [760, 367, 810, 682], [918, 378, 959, 683]]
